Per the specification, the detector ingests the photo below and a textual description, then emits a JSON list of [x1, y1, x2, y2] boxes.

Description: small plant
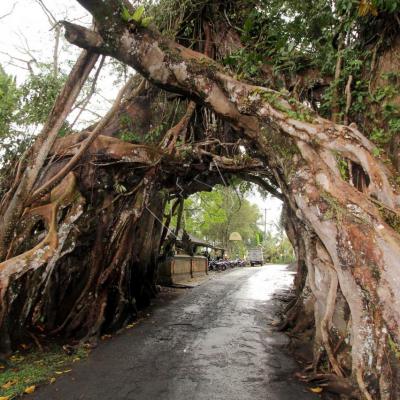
[[336, 156, 349, 180], [372, 147, 381, 157], [114, 182, 127, 194], [120, 131, 141, 143], [121, 5, 153, 28]]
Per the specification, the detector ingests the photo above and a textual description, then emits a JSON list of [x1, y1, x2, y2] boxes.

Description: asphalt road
[[33, 265, 317, 400]]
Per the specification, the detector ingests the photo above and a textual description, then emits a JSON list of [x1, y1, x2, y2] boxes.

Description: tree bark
[[0, 2, 399, 398], [0, 50, 99, 261]]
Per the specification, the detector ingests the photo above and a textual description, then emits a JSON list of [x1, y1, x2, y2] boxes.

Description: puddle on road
[[239, 265, 294, 301]]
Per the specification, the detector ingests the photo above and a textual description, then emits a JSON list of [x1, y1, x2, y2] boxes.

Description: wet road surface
[[33, 265, 317, 400]]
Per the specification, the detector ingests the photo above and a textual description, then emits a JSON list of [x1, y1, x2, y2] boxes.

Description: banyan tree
[[0, 0, 399, 398]]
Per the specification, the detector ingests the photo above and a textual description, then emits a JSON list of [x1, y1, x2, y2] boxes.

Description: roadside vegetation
[[0, 345, 88, 399], [173, 183, 294, 262]]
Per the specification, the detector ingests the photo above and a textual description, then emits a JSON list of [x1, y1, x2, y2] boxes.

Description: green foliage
[[336, 0, 400, 19], [17, 65, 67, 127], [173, 184, 263, 258], [143, 0, 211, 36], [368, 73, 400, 152], [166, 180, 294, 262], [145, 122, 167, 143], [119, 121, 167, 144], [372, 147, 381, 157], [370, 127, 387, 145], [121, 5, 153, 27], [336, 156, 350, 180], [0, 66, 19, 137], [120, 131, 141, 142], [0, 64, 70, 180], [262, 232, 295, 264], [0, 66, 33, 182], [224, 48, 264, 80], [223, 0, 338, 83]]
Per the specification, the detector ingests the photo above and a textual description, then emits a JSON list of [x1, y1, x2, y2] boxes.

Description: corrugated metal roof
[[167, 229, 225, 250]]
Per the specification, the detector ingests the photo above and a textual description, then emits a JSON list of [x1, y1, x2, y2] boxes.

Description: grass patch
[[0, 345, 89, 399]]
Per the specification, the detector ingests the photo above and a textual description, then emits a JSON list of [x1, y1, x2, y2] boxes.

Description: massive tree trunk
[[0, 1, 399, 399], [0, 57, 261, 354], [0, 51, 99, 261], [58, 2, 400, 398]]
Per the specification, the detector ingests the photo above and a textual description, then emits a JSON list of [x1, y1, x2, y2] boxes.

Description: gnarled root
[[296, 372, 359, 398], [0, 173, 85, 347]]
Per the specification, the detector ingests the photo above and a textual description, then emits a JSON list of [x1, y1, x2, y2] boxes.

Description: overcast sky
[[0, 0, 119, 125], [0, 1, 89, 81], [0, 0, 283, 231]]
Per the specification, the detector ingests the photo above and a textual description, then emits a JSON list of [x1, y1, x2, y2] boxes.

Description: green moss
[[320, 191, 344, 221], [370, 262, 381, 281], [187, 57, 222, 81], [159, 42, 183, 64], [320, 191, 373, 228], [0, 345, 89, 399], [378, 205, 400, 234], [388, 334, 400, 361], [263, 127, 300, 179], [253, 88, 316, 123]]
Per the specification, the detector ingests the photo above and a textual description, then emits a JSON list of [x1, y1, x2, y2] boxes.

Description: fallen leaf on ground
[[101, 335, 112, 340], [24, 385, 36, 394], [310, 387, 323, 393], [126, 323, 137, 329], [10, 355, 24, 362], [55, 369, 72, 375], [62, 345, 75, 355], [49, 377, 56, 384], [2, 379, 17, 389], [270, 319, 281, 326], [0, 396, 11, 400], [294, 372, 308, 380]]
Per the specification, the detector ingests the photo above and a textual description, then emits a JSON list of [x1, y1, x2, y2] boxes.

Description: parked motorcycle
[[208, 259, 227, 271]]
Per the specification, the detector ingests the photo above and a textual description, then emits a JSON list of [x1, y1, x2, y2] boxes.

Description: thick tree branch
[[62, 21, 105, 51], [61, 19, 399, 212], [28, 76, 135, 203], [239, 173, 284, 200]]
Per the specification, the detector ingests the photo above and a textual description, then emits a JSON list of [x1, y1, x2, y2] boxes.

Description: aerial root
[[320, 268, 344, 377], [356, 367, 374, 400]]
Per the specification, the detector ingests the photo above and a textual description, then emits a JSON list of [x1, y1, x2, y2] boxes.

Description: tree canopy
[[0, 1, 399, 399]]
